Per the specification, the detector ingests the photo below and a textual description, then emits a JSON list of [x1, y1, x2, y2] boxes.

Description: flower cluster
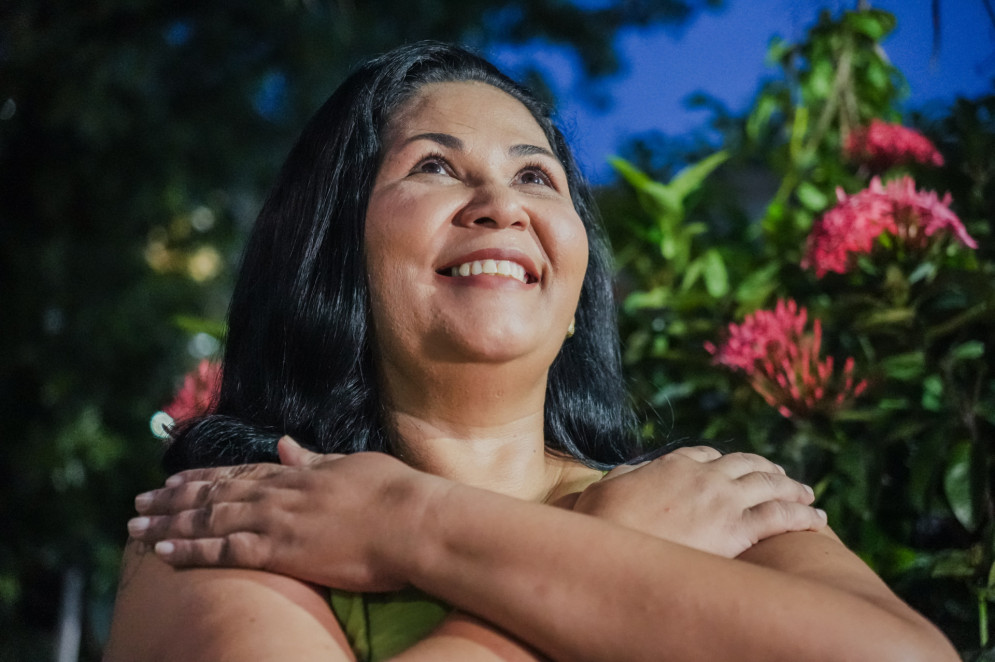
[[705, 299, 867, 418], [150, 359, 221, 438], [802, 176, 976, 277], [843, 119, 944, 171]]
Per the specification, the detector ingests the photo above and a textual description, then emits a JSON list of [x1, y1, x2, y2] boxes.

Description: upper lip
[[437, 248, 542, 283]]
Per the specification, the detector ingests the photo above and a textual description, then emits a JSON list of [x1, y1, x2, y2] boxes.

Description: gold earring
[[566, 318, 575, 338]]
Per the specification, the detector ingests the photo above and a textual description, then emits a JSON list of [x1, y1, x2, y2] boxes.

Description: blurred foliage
[[4, 0, 993, 658], [0, 0, 722, 658], [603, 7, 995, 657]]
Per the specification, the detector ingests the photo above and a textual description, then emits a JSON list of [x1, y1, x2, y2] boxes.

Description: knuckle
[[224, 532, 266, 568], [230, 464, 256, 479], [686, 445, 721, 459], [191, 503, 215, 533], [727, 452, 755, 467], [194, 481, 215, 508], [751, 500, 792, 530], [755, 470, 780, 492]]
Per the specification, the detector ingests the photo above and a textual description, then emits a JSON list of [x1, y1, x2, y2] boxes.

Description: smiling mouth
[[437, 259, 537, 284]]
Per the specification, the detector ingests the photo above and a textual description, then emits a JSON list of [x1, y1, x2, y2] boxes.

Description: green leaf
[[608, 157, 653, 190], [624, 287, 669, 313], [921, 374, 944, 412], [879, 352, 925, 381], [660, 231, 679, 260], [855, 306, 916, 329], [944, 441, 977, 532], [681, 255, 704, 292], [734, 262, 779, 309], [951, 340, 985, 362], [701, 249, 729, 298], [796, 181, 829, 212], [931, 547, 980, 579], [806, 59, 835, 99], [843, 9, 896, 41], [746, 94, 778, 143], [668, 151, 730, 201], [907, 261, 936, 285], [765, 35, 791, 65]]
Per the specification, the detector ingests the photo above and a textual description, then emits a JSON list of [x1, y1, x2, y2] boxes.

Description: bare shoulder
[[104, 539, 354, 661]]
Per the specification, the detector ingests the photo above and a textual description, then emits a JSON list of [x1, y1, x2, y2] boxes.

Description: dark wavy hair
[[164, 41, 639, 473]]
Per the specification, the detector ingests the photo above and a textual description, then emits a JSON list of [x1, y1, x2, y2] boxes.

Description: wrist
[[378, 463, 455, 588]]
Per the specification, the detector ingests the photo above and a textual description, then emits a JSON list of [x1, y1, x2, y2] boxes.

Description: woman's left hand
[[127, 437, 442, 592]]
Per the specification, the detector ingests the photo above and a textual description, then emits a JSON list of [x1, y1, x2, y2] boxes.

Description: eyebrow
[[403, 132, 557, 160]]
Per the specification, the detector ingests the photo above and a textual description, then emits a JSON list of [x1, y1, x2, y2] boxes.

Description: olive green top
[[329, 587, 452, 661]]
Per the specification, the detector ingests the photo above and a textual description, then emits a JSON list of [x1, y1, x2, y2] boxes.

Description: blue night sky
[[492, 0, 995, 182]]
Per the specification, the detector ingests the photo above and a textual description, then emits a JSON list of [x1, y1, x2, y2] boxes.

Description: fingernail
[[816, 508, 827, 521], [127, 517, 150, 535], [803, 484, 815, 497], [155, 541, 175, 556], [135, 492, 153, 510], [165, 474, 184, 487]]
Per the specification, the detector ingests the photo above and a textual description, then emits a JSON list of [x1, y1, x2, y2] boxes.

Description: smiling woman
[[366, 81, 587, 376], [104, 42, 957, 661]]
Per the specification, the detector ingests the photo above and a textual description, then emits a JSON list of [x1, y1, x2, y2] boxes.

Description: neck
[[379, 360, 565, 502]]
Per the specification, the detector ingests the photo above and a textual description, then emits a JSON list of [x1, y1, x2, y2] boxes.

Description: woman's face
[[365, 81, 588, 375]]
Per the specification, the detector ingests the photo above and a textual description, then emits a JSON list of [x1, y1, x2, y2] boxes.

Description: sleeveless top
[[329, 588, 452, 661]]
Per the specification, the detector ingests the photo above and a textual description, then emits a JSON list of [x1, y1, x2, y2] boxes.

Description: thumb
[[277, 435, 325, 467]]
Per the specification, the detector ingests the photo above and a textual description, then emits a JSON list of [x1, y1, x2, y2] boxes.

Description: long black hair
[[164, 41, 639, 473]]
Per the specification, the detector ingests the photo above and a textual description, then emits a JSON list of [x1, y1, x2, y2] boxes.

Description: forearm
[[402, 482, 956, 662]]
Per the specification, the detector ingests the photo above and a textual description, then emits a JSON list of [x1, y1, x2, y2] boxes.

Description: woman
[[106, 42, 956, 661]]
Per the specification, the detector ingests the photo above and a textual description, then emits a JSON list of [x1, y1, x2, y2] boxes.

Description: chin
[[428, 324, 559, 365]]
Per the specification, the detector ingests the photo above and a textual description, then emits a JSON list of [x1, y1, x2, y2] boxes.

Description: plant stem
[[979, 591, 989, 648]]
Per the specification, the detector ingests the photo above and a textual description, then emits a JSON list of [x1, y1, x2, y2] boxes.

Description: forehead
[[385, 81, 553, 152]]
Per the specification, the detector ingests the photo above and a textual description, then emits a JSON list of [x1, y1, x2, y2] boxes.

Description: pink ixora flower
[[163, 359, 221, 423], [705, 299, 867, 418], [802, 176, 976, 278], [844, 119, 944, 171]]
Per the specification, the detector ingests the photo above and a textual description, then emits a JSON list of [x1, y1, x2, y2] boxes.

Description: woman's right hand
[[571, 446, 826, 558], [127, 437, 447, 592]]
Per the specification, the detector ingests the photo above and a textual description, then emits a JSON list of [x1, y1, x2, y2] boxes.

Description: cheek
[[548, 212, 590, 298]]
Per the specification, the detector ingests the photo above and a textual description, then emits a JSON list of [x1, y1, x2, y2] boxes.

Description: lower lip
[[435, 272, 538, 290]]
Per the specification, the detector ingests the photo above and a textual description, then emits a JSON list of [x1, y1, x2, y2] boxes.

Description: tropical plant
[[607, 7, 995, 657]]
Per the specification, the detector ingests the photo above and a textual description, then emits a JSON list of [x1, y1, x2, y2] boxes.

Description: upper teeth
[[450, 259, 529, 283]]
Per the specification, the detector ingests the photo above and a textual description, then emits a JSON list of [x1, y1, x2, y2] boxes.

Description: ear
[[277, 435, 324, 467]]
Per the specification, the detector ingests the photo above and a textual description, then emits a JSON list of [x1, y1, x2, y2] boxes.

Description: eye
[[516, 164, 554, 188], [412, 154, 453, 177]]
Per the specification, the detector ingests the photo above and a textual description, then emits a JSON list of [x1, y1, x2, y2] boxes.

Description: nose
[[454, 182, 531, 230]]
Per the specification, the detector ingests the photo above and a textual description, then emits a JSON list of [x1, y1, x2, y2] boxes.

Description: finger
[[734, 471, 816, 507], [277, 435, 329, 467], [135, 478, 261, 516], [712, 452, 786, 478], [164, 461, 283, 488], [153, 531, 273, 570], [670, 446, 723, 463], [130, 500, 265, 542], [744, 500, 828, 542]]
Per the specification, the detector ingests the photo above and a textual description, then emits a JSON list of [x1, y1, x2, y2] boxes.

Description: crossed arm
[[105, 443, 957, 661]]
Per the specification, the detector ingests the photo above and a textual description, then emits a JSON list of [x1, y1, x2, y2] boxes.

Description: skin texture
[[105, 82, 958, 662]]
